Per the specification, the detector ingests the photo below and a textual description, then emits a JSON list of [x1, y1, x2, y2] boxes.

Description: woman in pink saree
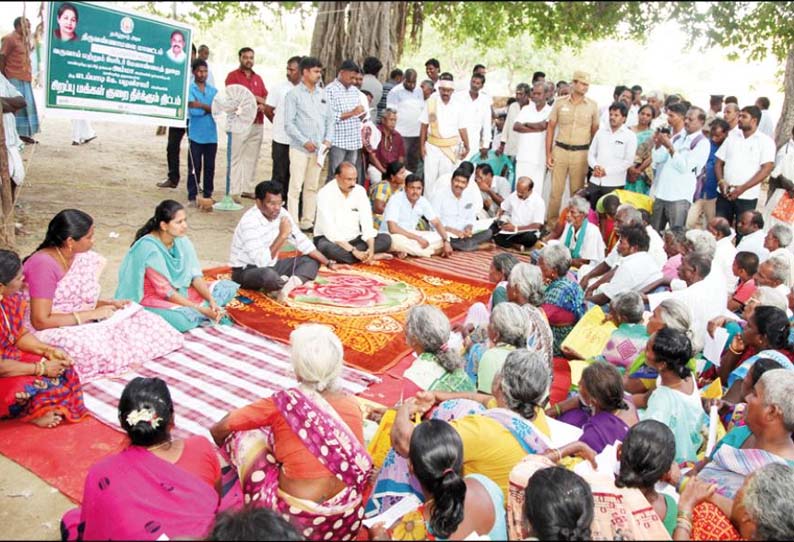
[[211, 324, 373, 541], [62, 377, 222, 540], [23, 210, 183, 381]]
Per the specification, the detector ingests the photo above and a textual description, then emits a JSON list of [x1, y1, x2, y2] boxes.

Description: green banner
[[45, 1, 192, 126]]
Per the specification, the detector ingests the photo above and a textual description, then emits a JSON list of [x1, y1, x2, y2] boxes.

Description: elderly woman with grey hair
[[211, 324, 373, 536], [624, 298, 696, 395], [765, 223, 794, 286], [402, 305, 476, 393], [674, 463, 794, 540], [476, 302, 530, 393], [379, 349, 597, 510], [464, 252, 520, 330], [598, 291, 650, 370], [559, 195, 606, 268], [538, 244, 585, 356], [508, 262, 554, 369], [674, 373, 794, 540]]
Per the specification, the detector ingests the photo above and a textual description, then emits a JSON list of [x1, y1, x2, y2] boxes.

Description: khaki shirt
[[549, 94, 599, 147]]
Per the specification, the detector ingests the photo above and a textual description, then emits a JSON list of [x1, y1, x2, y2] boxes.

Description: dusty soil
[[2, 116, 277, 540]]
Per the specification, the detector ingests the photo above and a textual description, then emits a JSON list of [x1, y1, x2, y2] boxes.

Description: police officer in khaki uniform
[[545, 70, 600, 222]]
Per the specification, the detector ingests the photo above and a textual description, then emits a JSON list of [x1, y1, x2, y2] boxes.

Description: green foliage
[[667, 1, 794, 61], [135, 1, 794, 65], [136, 1, 310, 29], [422, 1, 667, 51], [422, 1, 794, 63]]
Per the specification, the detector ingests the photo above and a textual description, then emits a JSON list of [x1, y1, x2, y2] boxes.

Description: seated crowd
[[4, 60, 794, 542]]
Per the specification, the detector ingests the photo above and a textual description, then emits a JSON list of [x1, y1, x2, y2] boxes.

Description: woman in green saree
[[402, 305, 476, 393]]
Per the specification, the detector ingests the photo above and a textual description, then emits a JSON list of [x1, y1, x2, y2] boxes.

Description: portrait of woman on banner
[[54, 3, 79, 42]]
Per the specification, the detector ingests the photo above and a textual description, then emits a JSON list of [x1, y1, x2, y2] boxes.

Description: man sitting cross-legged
[[229, 181, 334, 301], [314, 161, 393, 264], [430, 163, 494, 252], [382, 174, 454, 258], [493, 176, 546, 251]]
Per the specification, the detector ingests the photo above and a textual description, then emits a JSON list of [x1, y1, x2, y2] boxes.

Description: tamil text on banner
[[45, 1, 192, 126]]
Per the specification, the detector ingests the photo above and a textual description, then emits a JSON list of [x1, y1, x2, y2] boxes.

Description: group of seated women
[[1, 201, 239, 429], [5, 195, 794, 541]]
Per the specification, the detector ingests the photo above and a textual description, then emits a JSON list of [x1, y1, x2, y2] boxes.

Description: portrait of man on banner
[[167, 30, 186, 63]]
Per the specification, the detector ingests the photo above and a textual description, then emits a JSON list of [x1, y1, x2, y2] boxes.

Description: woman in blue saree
[[116, 200, 238, 332]]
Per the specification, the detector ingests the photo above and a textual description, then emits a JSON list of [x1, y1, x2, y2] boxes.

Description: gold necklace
[[54, 247, 70, 268], [146, 439, 173, 452]]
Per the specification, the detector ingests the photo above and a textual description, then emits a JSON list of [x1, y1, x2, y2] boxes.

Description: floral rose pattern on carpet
[[288, 270, 422, 312], [205, 260, 490, 374]]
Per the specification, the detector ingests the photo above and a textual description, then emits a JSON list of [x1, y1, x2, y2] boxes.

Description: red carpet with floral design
[[205, 259, 491, 374]]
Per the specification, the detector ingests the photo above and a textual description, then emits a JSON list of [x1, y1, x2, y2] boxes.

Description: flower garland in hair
[[126, 407, 162, 429]]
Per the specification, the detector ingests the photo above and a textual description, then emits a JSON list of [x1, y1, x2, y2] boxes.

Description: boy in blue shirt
[[187, 59, 218, 207]]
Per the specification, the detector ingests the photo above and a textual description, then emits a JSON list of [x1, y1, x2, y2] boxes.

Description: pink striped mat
[[82, 325, 380, 440], [401, 249, 530, 284]]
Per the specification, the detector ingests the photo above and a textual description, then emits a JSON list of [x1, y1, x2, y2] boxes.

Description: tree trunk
[[310, 2, 413, 84], [775, 45, 794, 149], [0, 112, 16, 249]]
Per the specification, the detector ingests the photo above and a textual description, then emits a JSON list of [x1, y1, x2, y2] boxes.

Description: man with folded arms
[[314, 162, 392, 264]]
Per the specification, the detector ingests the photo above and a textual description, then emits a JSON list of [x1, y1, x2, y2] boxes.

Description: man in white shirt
[[647, 251, 727, 353], [431, 164, 494, 252], [264, 55, 300, 200], [419, 79, 469, 196], [494, 177, 546, 251], [454, 73, 492, 160], [0, 72, 26, 187], [755, 97, 776, 139], [581, 204, 664, 293], [474, 163, 511, 218], [382, 175, 454, 258], [722, 102, 742, 138], [715, 105, 776, 225], [197, 44, 216, 87], [735, 210, 770, 261], [763, 126, 794, 228], [587, 223, 662, 306], [514, 82, 552, 192], [314, 162, 392, 264], [599, 86, 638, 129], [754, 256, 790, 299], [229, 181, 334, 301], [587, 101, 637, 207], [498, 83, 530, 165], [387, 69, 424, 172], [708, 216, 738, 293], [362, 56, 384, 120], [764, 224, 794, 286], [651, 104, 710, 231], [645, 90, 666, 130]]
